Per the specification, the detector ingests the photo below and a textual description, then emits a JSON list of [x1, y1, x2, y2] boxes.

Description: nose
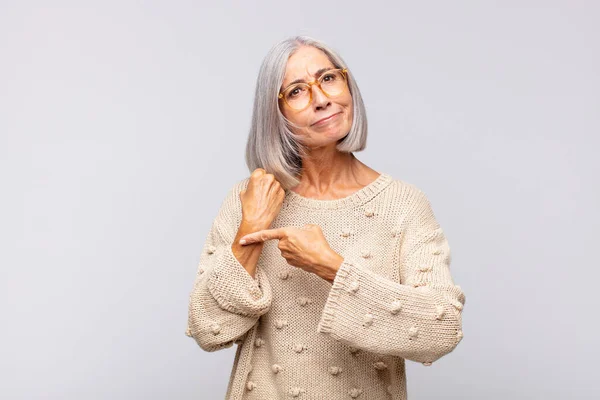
[[312, 84, 331, 110]]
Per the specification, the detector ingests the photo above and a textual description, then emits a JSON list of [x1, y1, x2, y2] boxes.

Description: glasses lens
[[320, 70, 347, 97], [284, 85, 310, 110]]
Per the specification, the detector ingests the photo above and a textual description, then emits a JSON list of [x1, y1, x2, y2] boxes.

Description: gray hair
[[244, 35, 368, 189]]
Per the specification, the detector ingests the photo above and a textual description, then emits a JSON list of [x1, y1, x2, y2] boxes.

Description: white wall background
[[1, 1, 598, 399]]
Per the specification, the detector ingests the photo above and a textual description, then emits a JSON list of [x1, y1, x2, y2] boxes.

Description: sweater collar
[[284, 173, 394, 210]]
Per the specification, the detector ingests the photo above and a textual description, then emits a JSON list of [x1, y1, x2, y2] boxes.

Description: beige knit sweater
[[185, 172, 466, 400]]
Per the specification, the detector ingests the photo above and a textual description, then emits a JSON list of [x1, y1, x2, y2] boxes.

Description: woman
[[186, 36, 466, 400]]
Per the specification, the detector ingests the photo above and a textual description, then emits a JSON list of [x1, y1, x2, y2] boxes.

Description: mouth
[[312, 112, 341, 126]]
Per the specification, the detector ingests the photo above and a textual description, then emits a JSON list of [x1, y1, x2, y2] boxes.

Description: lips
[[312, 112, 341, 126]]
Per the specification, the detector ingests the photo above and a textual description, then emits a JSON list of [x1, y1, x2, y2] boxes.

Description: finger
[[239, 227, 288, 245], [302, 223, 320, 231], [267, 180, 281, 197]]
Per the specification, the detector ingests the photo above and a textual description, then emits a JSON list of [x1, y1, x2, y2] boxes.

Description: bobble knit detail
[[278, 270, 291, 280], [373, 361, 388, 370], [274, 319, 288, 329], [451, 299, 464, 311], [293, 344, 308, 353], [408, 326, 419, 339], [272, 364, 284, 374], [348, 281, 360, 293], [289, 387, 306, 397], [328, 366, 343, 375], [362, 313, 374, 327], [390, 299, 402, 314], [185, 173, 466, 400], [297, 297, 312, 306], [435, 305, 445, 320], [210, 323, 220, 335]]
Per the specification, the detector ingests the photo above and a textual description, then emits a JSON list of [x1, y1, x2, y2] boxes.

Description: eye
[[321, 73, 337, 82], [287, 86, 306, 99]]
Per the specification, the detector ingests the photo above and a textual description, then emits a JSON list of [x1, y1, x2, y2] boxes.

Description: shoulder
[[378, 174, 441, 230], [382, 174, 432, 210], [383, 175, 442, 232]]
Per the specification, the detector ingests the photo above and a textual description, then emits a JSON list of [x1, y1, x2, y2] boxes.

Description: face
[[279, 46, 353, 148]]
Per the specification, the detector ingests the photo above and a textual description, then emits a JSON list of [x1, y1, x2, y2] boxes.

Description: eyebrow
[[283, 67, 335, 88]]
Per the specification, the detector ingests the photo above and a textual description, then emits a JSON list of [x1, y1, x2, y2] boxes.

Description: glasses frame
[[278, 68, 349, 111]]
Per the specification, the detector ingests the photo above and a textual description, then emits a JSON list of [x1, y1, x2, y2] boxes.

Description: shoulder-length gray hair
[[245, 36, 368, 190]]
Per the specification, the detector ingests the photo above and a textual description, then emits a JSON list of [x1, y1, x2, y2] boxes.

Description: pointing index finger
[[239, 227, 287, 245]]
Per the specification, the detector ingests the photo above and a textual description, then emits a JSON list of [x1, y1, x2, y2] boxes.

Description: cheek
[[281, 109, 312, 134], [344, 97, 354, 124]]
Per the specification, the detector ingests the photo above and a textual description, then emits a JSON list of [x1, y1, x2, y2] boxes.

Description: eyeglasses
[[278, 68, 349, 111]]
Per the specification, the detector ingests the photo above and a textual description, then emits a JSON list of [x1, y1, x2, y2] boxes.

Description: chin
[[307, 131, 348, 148]]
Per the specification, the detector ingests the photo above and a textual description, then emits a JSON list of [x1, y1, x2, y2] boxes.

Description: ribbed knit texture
[[186, 173, 466, 400]]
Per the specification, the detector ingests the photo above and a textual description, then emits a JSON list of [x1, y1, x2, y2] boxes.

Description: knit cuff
[[317, 258, 464, 361], [317, 259, 357, 338], [207, 244, 272, 317]]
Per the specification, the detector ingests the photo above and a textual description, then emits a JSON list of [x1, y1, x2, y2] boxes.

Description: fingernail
[[239, 239, 246, 245]]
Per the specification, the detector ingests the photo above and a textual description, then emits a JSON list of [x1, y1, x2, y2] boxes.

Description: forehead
[[282, 46, 335, 87]]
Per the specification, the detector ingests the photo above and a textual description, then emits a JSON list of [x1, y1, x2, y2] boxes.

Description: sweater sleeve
[[317, 187, 466, 365], [185, 180, 273, 352]]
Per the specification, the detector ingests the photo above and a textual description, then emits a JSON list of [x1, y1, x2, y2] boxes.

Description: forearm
[[231, 219, 267, 279]]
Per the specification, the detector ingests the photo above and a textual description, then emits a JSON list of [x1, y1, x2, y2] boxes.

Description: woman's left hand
[[238, 224, 344, 283]]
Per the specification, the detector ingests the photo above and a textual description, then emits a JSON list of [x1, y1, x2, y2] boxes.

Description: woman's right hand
[[239, 168, 285, 230]]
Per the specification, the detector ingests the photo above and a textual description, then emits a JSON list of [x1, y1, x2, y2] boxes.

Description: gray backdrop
[[1, 1, 598, 399]]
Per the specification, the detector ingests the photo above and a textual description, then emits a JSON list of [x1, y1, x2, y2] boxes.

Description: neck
[[294, 144, 366, 194]]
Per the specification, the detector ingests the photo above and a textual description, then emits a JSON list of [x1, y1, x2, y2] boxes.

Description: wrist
[[239, 219, 268, 235], [321, 251, 344, 283], [240, 217, 270, 232]]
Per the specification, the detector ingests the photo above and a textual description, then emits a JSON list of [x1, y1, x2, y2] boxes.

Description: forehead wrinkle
[[282, 64, 336, 89]]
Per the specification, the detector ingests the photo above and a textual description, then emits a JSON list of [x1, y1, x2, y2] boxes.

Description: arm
[[317, 187, 466, 365], [185, 180, 273, 352]]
